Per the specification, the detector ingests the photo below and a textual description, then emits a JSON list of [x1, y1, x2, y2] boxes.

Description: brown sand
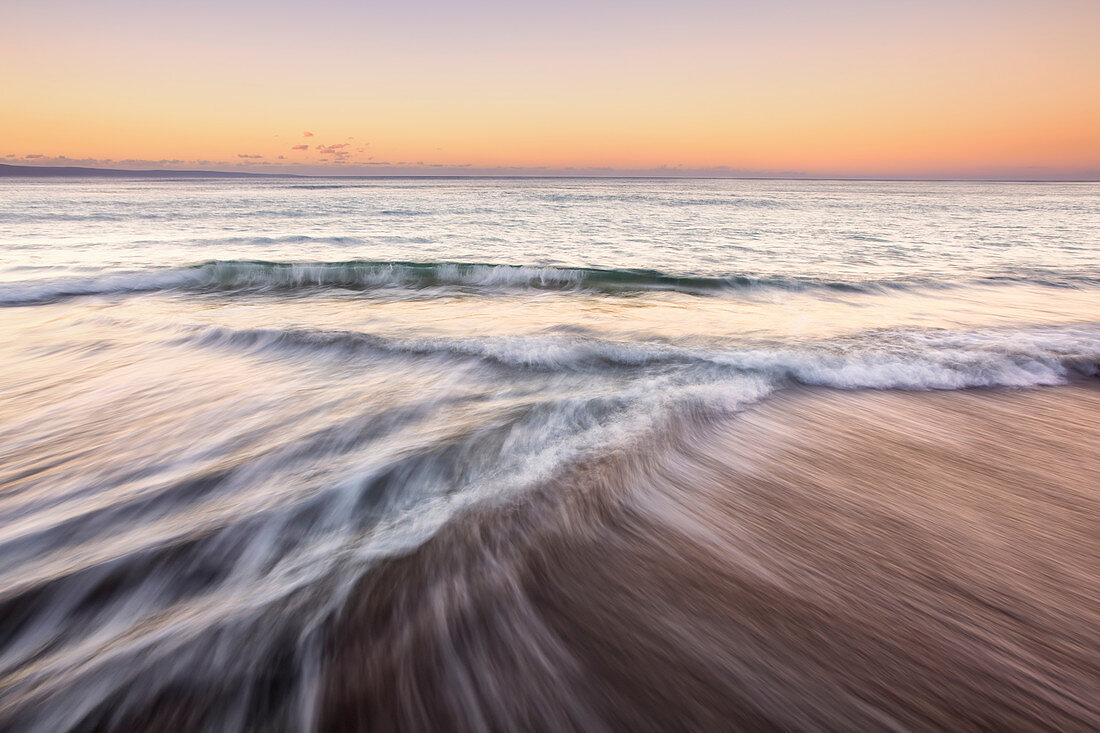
[[322, 386, 1100, 731]]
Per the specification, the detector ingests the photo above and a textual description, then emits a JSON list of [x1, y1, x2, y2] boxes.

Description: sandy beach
[[324, 385, 1100, 731]]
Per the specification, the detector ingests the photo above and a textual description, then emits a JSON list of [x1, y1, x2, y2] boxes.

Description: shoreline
[[322, 384, 1100, 730]]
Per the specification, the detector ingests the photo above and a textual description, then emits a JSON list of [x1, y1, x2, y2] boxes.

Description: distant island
[[0, 163, 299, 178]]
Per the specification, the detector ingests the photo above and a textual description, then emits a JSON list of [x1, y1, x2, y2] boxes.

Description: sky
[[3, 0, 1099, 178]]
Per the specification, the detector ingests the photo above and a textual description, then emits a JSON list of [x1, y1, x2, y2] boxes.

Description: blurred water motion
[[0, 178, 1097, 730]]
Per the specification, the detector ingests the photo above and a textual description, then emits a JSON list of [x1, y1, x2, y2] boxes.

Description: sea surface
[[0, 178, 1098, 730]]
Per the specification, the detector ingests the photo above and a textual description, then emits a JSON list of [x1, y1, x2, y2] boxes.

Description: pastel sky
[[4, 0, 1099, 177]]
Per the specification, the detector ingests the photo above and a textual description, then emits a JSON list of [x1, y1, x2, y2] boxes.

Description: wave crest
[[4, 259, 1098, 307], [0, 260, 870, 305]]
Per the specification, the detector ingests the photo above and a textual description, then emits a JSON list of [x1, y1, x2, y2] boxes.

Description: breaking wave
[[4, 259, 1100, 306]]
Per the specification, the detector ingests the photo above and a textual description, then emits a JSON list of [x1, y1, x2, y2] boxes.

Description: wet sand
[[323, 385, 1100, 731]]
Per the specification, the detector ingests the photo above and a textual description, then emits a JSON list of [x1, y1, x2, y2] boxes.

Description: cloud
[[25, 154, 44, 159], [313, 144, 354, 161], [237, 153, 263, 159], [278, 155, 285, 159], [291, 144, 309, 151], [303, 131, 314, 137]]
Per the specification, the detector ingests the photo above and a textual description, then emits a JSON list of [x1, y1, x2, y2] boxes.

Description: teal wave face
[[7, 258, 1100, 307]]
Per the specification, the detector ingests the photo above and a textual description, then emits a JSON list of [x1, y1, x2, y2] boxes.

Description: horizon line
[[1, 163, 1097, 184]]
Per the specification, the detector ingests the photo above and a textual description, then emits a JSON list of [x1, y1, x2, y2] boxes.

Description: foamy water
[[0, 178, 1098, 730]]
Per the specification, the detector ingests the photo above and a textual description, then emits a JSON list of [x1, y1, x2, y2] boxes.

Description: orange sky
[[4, 0, 1099, 177]]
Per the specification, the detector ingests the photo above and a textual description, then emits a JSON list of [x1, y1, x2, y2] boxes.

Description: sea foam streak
[[188, 324, 1100, 388], [0, 353, 769, 731]]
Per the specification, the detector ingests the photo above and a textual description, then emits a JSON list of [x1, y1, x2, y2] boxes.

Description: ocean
[[1, 177, 1098, 730]]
